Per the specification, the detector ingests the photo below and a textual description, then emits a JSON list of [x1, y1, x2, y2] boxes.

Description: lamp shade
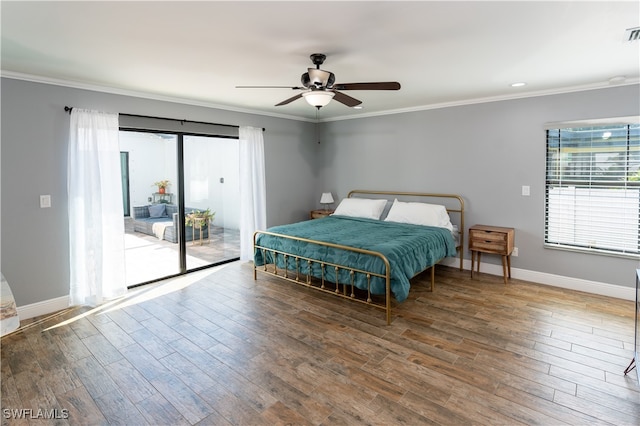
[[320, 192, 334, 204], [302, 91, 335, 107]]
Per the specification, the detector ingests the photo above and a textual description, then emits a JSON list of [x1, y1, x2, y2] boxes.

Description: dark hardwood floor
[[2, 262, 639, 425]]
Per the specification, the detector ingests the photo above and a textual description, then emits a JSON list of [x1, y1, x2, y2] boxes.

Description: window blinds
[[545, 121, 640, 257]]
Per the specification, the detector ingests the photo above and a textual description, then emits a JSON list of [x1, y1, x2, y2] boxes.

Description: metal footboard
[[253, 231, 393, 324]]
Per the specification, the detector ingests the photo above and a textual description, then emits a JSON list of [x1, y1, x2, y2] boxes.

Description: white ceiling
[[2, 1, 639, 121]]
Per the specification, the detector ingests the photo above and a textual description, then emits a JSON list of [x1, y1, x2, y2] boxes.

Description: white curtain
[[239, 126, 266, 261], [68, 109, 126, 306]]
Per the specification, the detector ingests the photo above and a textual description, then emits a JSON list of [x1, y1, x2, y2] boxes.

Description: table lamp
[[320, 192, 334, 211]]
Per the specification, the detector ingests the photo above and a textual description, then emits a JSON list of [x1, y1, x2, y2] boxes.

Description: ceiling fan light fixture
[[302, 91, 335, 107]]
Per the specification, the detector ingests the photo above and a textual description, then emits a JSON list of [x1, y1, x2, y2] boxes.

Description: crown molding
[[0, 70, 317, 123], [2, 70, 638, 124], [321, 79, 640, 122]]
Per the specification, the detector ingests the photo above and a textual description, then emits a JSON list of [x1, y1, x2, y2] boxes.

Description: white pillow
[[332, 198, 387, 220], [384, 199, 454, 231]]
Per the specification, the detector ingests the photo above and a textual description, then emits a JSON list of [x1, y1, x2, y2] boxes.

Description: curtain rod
[[63, 106, 265, 131]]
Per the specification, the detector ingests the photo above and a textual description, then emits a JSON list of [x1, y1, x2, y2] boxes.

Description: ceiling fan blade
[[236, 85, 305, 90], [332, 91, 362, 107], [333, 82, 401, 91], [275, 93, 303, 106]]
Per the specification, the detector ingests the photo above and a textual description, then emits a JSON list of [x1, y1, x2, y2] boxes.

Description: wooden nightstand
[[469, 224, 515, 284], [310, 209, 334, 219]]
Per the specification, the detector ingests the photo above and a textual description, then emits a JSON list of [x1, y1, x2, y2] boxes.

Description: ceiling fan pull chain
[[316, 109, 320, 144]]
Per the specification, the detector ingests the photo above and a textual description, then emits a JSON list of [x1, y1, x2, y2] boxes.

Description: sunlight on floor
[[43, 262, 236, 331]]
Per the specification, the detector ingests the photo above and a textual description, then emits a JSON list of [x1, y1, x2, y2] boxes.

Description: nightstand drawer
[[469, 239, 506, 253], [470, 229, 508, 243]]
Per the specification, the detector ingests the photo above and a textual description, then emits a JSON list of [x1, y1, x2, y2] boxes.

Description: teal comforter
[[254, 216, 457, 302]]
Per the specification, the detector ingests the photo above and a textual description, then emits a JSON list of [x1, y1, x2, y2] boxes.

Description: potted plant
[[153, 179, 170, 194], [185, 208, 215, 229]]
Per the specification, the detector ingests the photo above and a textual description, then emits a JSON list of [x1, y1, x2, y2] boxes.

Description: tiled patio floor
[[124, 218, 240, 286]]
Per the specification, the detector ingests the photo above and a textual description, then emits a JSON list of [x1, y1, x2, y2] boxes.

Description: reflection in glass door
[[183, 135, 241, 270], [120, 131, 180, 286], [120, 152, 130, 216]]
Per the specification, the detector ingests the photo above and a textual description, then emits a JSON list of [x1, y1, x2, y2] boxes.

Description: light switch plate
[[40, 195, 51, 208], [522, 185, 530, 196]]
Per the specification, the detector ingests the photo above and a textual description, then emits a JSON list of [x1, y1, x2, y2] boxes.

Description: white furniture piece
[[1, 273, 20, 336]]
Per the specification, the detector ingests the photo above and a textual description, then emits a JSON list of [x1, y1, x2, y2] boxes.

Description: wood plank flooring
[[2, 262, 639, 425]]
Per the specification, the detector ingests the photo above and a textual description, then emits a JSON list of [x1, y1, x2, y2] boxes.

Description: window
[[545, 119, 640, 257]]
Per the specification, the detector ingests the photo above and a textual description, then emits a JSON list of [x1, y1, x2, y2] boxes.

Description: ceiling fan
[[236, 53, 401, 109]]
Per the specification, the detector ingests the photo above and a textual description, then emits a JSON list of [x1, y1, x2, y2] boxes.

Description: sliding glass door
[[120, 132, 179, 285], [120, 130, 240, 287], [184, 135, 241, 270]]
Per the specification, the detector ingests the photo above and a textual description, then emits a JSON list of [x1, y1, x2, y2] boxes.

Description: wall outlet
[[512, 247, 519, 257]]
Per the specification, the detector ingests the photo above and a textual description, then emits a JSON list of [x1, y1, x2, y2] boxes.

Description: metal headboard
[[347, 190, 465, 270]]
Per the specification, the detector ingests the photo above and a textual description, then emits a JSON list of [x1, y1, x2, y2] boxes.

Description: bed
[[253, 190, 465, 324]]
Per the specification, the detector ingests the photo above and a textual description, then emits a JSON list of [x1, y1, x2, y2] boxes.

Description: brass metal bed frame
[[253, 190, 465, 324]]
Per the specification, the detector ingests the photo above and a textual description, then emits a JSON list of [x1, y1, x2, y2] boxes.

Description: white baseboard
[[439, 258, 635, 301], [17, 295, 69, 320], [15, 261, 635, 320]]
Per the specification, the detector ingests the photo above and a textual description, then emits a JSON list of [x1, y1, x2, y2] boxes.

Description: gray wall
[[320, 84, 640, 289], [2, 77, 639, 309], [1, 77, 317, 306]]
